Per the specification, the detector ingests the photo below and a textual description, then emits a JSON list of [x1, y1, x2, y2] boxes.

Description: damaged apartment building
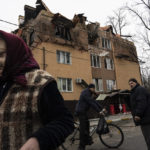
[[15, 0, 142, 104]]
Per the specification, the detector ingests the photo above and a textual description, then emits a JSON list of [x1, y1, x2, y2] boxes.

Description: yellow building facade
[[112, 36, 142, 90], [32, 42, 92, 100], [16, 0, 142, 102]]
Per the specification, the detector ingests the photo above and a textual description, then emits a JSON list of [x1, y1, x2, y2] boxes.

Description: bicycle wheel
[[99, 123, 124, 148], [59, 126, 80, 150]]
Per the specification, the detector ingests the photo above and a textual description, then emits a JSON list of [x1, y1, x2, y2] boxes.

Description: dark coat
[[0, 81, 74, 150], [129, 84, 150, 125], [75, 88, 102, 114]]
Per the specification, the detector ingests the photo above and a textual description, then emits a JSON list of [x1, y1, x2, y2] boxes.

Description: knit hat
[[88, 83, 95, 88], [128, 78, 138, 83]]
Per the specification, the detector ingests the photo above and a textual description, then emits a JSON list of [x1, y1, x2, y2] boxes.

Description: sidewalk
[[89, 112, 132, 125], [59, 113, 133, 150]]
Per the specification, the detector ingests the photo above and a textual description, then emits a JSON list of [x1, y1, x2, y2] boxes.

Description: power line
[[0, 19, 51, 36], [31, 46, 90, 62], [0, 18, 145, 64], [0, 19, 18, 26]]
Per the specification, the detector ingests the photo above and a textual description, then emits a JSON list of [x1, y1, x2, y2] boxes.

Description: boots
[[85, 136, 93, 145], [78, 147, 85, 150]]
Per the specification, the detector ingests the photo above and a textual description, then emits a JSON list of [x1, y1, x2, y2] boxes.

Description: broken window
[[29, 30, 35, 46], [93, 78, 103, 92], [57, 77, 72, 92], [106, 80, 115, 91], [55, 25, 71, 41], [57, 50, 71, 64], [102, 38, 111, 49], [52, 13, 73, 41], [105, 58, 114, 70], [90, 54, 101, 68]]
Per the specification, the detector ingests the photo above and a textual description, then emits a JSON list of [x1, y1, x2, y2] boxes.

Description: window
[[55, 26, 71, 41], [29, 30, 35, 46], [57, 78, 72, 92], [106, 80, 115, 91], [105, 58, 114, 70], [102, 38, 111, 49], [93, 78, 103, 92], [57, 50, 71, 64], [91, 54, 101, 68]]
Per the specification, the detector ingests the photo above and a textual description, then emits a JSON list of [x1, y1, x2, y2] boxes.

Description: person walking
[[128, 78, 150, 150], [0, 30, 74, 150], [75, 83, 105, 150]]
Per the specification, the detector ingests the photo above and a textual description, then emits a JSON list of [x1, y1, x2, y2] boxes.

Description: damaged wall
[[20, 11, 91, 51], [112, 37, 142, 90], [16, 0, 141, 94], [113, 37, 138, 62]]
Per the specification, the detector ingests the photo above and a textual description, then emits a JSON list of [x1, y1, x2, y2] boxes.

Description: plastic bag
[[96, 116, 109, 134]]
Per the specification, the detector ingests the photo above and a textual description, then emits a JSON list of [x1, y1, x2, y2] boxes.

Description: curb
[[89, 115, 132, 125], [107, 116, 132, 123]]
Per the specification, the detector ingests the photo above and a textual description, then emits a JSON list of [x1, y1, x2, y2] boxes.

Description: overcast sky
[[1, 0, 149, 71], [0, 0, 131, 32]]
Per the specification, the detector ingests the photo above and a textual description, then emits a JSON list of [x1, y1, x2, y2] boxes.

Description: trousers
[[78, 113, 90, 148], [141, 124, 150, 150]]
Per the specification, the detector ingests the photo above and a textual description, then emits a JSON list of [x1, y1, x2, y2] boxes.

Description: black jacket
[[75, 88, 102, 114], [0, 81, 74, 150], [129, 84, 150, 125]]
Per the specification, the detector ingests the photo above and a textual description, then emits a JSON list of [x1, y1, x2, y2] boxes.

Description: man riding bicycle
[[75, 83, 106, 150]]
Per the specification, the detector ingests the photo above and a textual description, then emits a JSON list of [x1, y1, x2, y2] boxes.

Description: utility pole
[[43, 47, 46, 70]]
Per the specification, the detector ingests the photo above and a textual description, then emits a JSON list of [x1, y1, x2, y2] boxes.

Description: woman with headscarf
[[0, 30, 74, 150]]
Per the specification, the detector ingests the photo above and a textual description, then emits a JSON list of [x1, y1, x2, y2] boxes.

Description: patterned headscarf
[[0, 30, 39, 85]]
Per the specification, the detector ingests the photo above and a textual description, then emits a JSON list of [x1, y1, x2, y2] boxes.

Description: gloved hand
[[99, 108, 107, 116]]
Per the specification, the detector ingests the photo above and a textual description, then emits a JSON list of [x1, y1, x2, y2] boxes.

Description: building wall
[[91, 56, 116, 91], [112, 38, 142, 90], [32, 42, 92, 100], [114, 58, 142, 90], [90, 29, 116, 92]]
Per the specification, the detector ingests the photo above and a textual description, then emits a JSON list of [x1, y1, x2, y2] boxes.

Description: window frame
[[57, 77, 73, 92], [93, 78, 103, 92], [106, 80, 115, 91], [102, 38, 111, 50], [90, 54, 101, 68], [105, 58, 114, 70], [57, 50, 71, 65]]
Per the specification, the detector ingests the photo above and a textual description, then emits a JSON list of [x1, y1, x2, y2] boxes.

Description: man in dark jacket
[[128, 78, 150, 150], [75, 83, 105, 150]]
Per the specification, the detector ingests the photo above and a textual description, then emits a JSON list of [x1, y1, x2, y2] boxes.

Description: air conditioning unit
[[76, 78, 82, 84]]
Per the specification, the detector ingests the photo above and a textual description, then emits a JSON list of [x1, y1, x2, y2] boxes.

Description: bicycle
[[60, 114, 124, 149]]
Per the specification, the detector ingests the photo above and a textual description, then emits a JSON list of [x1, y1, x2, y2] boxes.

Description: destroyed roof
[[52, 13, 73, 28], [100, 25, 115, 35], [36, 0, 52, 13], [100, 25, 112, 31], [115, 34, 121, 38], [23, 0, 53, 25]]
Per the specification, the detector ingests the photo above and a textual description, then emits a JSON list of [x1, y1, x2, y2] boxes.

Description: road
[[61, 119, 147, 150]]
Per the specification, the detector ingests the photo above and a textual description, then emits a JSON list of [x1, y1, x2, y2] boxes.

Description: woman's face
[[0, 38, 6, 76]]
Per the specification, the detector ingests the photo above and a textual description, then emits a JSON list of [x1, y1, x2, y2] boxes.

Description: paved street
[[61, 119, 147, 150]]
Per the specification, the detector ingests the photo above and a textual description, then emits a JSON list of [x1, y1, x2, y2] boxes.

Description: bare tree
[[125, 0, 150, 66], [106, 8, 131, 37], [125, 0, 150, 31]]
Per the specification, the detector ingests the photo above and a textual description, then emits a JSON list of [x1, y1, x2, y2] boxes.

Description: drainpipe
[[43, 47, 46, 70]]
